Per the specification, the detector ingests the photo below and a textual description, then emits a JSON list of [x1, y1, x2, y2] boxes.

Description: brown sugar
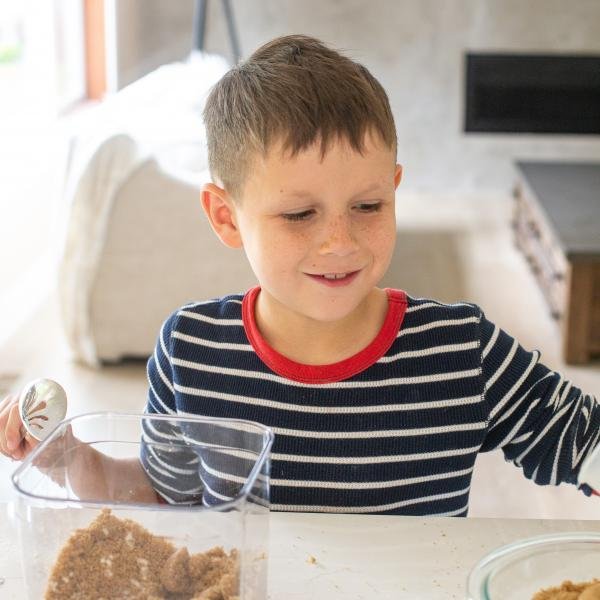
[[161, 548, 192, 594], [45, 509, 239, 600], [532, 579, 600, 600]]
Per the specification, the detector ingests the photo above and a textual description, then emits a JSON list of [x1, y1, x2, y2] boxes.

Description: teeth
[[323, 273, 347, 280]]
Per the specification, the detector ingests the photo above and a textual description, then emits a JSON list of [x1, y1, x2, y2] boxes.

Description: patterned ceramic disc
[[18, 379, 67, 441]]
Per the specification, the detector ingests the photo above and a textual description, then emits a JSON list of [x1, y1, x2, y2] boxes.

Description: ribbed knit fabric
[[143, 287, 599, 516]]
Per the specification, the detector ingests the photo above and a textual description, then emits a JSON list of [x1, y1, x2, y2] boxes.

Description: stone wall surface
[[118, 0, 600, 194]]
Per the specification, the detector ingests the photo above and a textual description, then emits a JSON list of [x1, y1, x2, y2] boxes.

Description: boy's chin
[[296, 298, 368, 324]]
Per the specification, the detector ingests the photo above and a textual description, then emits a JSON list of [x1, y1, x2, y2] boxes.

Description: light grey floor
[[1, 191, 599, 519]]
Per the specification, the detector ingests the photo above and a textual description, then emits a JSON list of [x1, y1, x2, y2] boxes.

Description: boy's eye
[[281, 203, 382, 222], [282, 209, 315, 222], [355, 202, 382, 213]]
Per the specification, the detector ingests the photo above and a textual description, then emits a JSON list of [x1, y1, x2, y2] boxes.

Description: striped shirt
[[142, 286, 599, 516]]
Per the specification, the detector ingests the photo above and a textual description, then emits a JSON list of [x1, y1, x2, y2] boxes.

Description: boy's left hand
[[0, 394, 39, 461]]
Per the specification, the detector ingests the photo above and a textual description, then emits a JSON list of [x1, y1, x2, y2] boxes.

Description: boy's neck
[[254, 288, 389, 365]]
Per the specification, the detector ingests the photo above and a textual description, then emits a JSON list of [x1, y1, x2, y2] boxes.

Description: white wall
[[202, 0, 600, 194], [111, 0, 600, 194]]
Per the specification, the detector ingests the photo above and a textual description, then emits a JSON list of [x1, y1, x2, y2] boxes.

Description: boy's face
[[203, 132, 402, 325]]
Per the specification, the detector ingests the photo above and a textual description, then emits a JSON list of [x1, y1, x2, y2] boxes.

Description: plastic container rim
[[466, 531, 600, 600], [11, 410, 275, 512]]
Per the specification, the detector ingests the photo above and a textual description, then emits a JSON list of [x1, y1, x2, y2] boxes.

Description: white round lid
[[18, 378, 67, 441]]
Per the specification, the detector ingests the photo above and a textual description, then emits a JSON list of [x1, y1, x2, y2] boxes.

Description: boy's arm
[[478, 309, 600, 494], [0, 395, 160, 503], [1, 312, 201, 505], [36, 427, 161, 503], [0, 394, 38, 461], [141, 311, 205, 505]]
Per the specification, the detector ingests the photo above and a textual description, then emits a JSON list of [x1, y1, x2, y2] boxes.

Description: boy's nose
[[318, 215, 360, 256]]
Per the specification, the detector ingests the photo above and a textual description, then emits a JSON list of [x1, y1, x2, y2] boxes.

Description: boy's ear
[[394, 164, 403, 189], [201, 183, 243, 249]]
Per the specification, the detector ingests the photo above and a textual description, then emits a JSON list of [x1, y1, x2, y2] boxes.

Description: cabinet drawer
[[514, 161, 600, 364], [513, 183, 568, 319]]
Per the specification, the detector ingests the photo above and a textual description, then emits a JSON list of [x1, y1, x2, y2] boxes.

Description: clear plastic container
[[11, 411, 274, 600], [467, 532, 600, 599]]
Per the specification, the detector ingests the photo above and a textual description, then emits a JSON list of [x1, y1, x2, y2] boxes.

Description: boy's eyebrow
[[283, 182, 385, 201]]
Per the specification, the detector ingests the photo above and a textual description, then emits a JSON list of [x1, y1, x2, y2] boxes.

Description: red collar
[[242, 287, 407, 384]]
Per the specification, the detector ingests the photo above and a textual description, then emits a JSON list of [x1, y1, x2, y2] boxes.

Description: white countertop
[[267, 513, 600, 599], [1, 502, 600, 599]]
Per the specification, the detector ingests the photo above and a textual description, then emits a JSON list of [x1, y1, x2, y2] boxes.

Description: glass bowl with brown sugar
[[467, 532, 600, 600]]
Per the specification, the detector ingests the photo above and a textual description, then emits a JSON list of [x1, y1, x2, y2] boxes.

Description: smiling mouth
[[306, 270, 360, 280]]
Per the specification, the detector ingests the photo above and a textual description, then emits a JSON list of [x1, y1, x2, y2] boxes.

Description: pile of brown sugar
[[45, 509, 239, 600], [532, 579, 600, 600]]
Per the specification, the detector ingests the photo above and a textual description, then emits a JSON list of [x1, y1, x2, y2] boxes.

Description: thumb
[[6, 403, 25, 451]]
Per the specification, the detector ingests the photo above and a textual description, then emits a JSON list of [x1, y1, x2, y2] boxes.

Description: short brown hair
[[203, 34, 397, 199]]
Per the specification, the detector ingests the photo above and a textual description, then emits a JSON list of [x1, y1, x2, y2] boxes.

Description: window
[[0, 0, 86, 342]]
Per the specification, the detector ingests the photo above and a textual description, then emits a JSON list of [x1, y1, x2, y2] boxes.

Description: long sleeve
[[478, 310, 600, 494], [146, 311, 178, 416], [142, 311, 204, 504]]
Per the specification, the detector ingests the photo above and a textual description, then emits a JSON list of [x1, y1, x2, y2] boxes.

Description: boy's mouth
[[306, 270, 361, 287]]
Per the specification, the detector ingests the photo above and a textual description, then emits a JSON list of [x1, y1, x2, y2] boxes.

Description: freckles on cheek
[[363, 220, 391, 241], [372, 227, 396, 257]]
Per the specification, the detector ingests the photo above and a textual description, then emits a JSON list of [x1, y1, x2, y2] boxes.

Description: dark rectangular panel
[[465, 54, 600, 134]]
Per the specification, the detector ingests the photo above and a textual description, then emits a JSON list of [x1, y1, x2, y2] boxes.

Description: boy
[[1, 35, 599, 516]]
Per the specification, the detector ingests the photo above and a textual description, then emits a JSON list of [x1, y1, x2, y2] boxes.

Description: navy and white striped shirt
[[143, 287, 599, 516]]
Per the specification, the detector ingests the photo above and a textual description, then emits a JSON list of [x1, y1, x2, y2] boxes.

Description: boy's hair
[[203, 34, 397, 199]]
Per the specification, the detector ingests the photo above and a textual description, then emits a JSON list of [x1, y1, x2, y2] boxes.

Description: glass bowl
[[11, 411, 274, 600], [467, 532, 600, 600]]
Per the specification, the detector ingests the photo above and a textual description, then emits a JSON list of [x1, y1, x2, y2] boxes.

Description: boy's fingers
[[0, 397, 17, 457], [0, 395, 17, 427], [0, 431, 7, 457], [6, 403, 25, 452], [0, 427, 12, 458], [10, 444, 24, 461]]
